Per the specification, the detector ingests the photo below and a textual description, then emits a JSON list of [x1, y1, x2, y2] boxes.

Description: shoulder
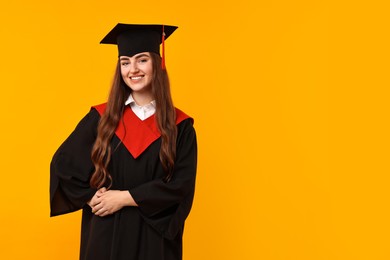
[[67, 104, 103, 136], [91, 102, 107, 116], [175, 108, 196, 142], [55, 107, 101, 152], [71, 107, 101, 135], [175, 107, 194, 126]]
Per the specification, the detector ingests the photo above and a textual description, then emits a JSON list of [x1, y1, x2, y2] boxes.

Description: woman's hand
[[89, 188, 138, 217], [87, 187, 107, 208]]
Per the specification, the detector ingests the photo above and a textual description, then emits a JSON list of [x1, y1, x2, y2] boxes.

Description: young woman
[[50, 24, 197, 260]]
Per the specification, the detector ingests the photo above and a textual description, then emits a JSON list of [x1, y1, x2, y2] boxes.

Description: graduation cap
[[100, 23, 178, 69]]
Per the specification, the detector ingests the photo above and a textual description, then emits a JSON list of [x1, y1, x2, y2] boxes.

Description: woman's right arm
[[50, 109, 100, 217]]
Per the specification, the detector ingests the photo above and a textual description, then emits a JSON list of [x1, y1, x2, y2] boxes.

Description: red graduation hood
[[93, 103, 192, 158]]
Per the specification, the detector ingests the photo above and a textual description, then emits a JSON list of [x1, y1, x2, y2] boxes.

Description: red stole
[[93, 103, 192, 159]]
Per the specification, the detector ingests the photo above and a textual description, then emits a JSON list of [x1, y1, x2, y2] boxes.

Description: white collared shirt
[[124, 94, 156, 120]]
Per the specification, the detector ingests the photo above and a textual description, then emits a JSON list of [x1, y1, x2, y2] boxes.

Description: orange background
[[0, 0, 389, 259]]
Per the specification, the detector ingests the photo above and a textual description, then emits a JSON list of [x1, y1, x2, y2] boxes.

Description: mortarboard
[[100, 23, 178, 69]]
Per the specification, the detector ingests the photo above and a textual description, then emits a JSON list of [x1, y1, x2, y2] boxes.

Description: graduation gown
[[50, 104, 197, 260]]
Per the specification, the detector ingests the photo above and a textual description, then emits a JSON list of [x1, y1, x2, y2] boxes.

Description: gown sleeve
[[50, 109, 99, 217], [129, 119, 198, 239]]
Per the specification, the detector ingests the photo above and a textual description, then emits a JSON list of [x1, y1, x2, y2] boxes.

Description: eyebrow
[[134, 53, 150, 59], [120, 53, 150, 61]]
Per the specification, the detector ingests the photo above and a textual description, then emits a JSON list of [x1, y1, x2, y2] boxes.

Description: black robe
[[50, 105, 197, 260]]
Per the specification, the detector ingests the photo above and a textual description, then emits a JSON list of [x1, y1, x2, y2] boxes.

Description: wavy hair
[[90, 53, 177, 189]]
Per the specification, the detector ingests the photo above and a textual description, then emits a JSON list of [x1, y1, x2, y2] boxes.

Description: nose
[[129, 61, 139, 74]]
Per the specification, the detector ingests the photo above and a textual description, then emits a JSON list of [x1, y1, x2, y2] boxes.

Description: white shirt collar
[[124, 94, 156, 120], [125, 94, 156, 107]]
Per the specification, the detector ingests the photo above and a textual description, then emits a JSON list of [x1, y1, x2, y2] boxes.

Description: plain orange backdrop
[[0, 0, 389, 259]]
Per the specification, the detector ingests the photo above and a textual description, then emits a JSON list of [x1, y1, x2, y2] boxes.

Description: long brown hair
[[90, 53, 177, 189]]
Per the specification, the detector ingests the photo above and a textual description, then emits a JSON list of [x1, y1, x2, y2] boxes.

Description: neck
[[131, 91, 154, 106]]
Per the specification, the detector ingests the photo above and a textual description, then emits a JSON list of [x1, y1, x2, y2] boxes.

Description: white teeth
[[131, 76, 142, 80]]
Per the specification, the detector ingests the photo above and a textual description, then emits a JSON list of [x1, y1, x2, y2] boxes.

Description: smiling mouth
[[130, 76, 144, 80]]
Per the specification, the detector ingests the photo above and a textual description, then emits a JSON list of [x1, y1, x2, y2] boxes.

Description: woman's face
[[120, 52, 153, 95]]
